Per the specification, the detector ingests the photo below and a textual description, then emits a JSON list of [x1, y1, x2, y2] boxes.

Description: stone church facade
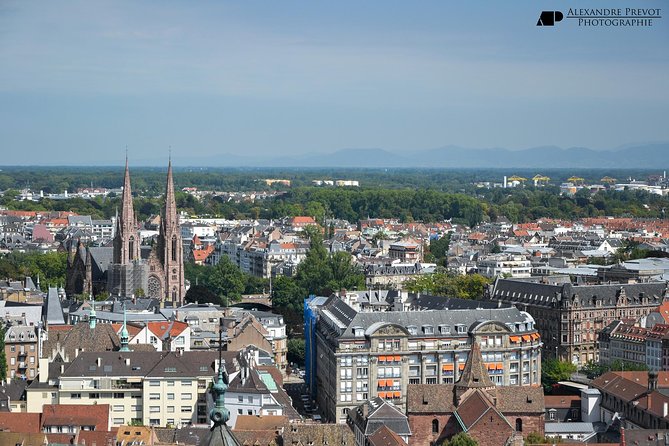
[[66, 158, 185, 305]]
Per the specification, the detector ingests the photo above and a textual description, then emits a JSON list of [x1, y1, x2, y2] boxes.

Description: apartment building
[[4, 325, 38, 380], [488, 278, 668, 365], [476, 254, 532, 278], [306, 294, 542, 424], [29, 350, 240, 428]]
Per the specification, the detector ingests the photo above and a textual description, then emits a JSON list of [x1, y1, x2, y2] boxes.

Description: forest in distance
[[0, 167, 668, 226]]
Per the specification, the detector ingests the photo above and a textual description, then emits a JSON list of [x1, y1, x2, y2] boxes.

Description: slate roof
[[61, 350, 239, 379], [490, 278, 668, 308], [319, 296, 532, 340], [348, 397, 411, 437], [44, 287, 66, 325]]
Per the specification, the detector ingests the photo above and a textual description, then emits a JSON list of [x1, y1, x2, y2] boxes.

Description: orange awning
[[510, 335, 521, 343], [378, 391, 386, 398], [459, 364, 465, 370], [379, 356, 387, 362], [486, 363, 495, 370], [393, 391, 401, 398], [378, 380, 386, 387], [532, 333, 540, 340], [387, 379, 395, 387], [522, 335, 531, 342], [394, 355, 401, 362], [442, 364, 454, 371], [496, 363, 504, 370]]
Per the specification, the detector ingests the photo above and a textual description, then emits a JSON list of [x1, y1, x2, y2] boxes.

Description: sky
[[0, 0, 667, 165]]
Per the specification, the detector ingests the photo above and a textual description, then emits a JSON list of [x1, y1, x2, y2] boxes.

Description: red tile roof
[[147, 320, 189, 338], [290, 216, 316, 225], [41, 404, 110, 431], [544, 395, 580, 409], [0, 412, 41, 433]]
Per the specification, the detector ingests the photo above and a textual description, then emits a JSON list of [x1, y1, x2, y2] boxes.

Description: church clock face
[[147, 276, 162, 299]]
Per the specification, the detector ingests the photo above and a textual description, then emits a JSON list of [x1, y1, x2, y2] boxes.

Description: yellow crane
[[508, 175, 527, 183], [532, 175, 550, 185], [567, 176, 585, 184], [600, 176, 617, 184]]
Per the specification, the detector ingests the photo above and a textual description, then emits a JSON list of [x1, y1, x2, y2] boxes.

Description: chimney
[[664, 402, 668, 418], [362, 402, 369, 419], [125, 358, 130, 367], [96, 357, 101, 367]]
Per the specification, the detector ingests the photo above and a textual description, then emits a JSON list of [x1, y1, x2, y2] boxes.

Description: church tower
[[158, 159, 186, 305], [113, 157, 140, 264]]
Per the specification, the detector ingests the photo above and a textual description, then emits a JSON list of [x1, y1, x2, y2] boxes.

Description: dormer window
[[353, 327, 364, 337], [439, 325, 450, 334], [423, 326, 434, 335], [407, 326, 417, 336], [455, 324, 466, 334]]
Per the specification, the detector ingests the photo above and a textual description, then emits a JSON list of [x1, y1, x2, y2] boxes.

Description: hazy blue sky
[[0, 1, 667, 165]]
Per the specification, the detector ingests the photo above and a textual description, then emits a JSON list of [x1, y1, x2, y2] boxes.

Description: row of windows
[[149, 380, 192, 386]]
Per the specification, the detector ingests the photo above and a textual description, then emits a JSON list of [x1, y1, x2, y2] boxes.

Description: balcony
[[18, 362, 27, 369]]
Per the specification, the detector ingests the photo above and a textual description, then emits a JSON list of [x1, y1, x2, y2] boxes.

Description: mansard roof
[[490, 278, 668, 308], [319, 296, 531, 340]]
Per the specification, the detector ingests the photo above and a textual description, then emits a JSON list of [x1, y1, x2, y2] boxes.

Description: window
[[181, 406, 192, 412], [114, 393, 124, 399], [167, 380, 175, 386], [150, 406, 160, 413], [515, 418, 523, 432], [549, 411, 555, 420], [237, 395, 243, 402], [89, 393, 100, 399], [71, 393, 81, 399], [182, 393, 193, 400], [247, 396, 253, 403], [181, 380, 192, 386], [10, 358, 15, 365], [149, 419, 160, 426], [238, 409, 243, 415], [149, 380, 160, 386], [113, 418, 125, 425], [167, 393, 175, 400], [432, 419, 439, 433], [113, 405, 124, 412], [150, 393, 160, 400], [168, 406, 175, 413]]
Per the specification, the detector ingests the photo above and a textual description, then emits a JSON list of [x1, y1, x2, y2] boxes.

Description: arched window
[[432, 419, 439, 433], [515, 418, 523, 432], [171, 236, 177, 262], [128, 236, 134, 260]]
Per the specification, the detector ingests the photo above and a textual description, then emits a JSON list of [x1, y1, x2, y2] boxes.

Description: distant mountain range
[[120, 142, 669, 168]]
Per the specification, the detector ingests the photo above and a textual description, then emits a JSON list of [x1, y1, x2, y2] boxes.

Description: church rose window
[[148, 276, 162, 298]]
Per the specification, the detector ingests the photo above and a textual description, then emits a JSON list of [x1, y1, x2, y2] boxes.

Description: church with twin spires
[[66, 158, 185, 306]]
